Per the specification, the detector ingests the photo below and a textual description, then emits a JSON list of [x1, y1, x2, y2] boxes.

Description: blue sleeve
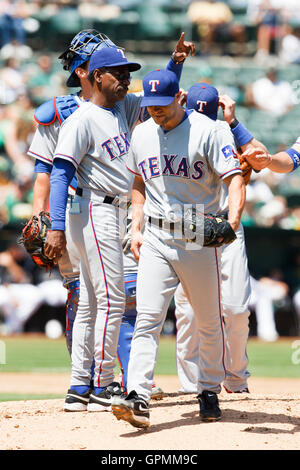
[[231, 122, 254, 148], [285, 148, 300, 171], [166, 58, 183, 83], [34, 159, 52, 174], [49, 158, 76, 231]]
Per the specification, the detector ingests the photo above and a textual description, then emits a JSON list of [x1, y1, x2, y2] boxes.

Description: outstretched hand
[[241, 147, 271, 171], [173, 32, 195, 63]]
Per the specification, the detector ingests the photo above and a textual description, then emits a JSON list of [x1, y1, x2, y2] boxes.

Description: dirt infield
[[0, 374, 299, 450]]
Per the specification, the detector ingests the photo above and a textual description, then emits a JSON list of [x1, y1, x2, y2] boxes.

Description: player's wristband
[[230, 121, 254, 147], [285, 148, 300, 171], [229, 118, 239, 129]]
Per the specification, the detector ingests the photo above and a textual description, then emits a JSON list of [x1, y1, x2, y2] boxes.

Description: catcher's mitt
[[238, 153, 252, 185], [19, 211, 54, 270], [183, 208, 237, 248]]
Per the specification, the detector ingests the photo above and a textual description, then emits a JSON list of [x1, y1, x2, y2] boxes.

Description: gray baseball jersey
[[127, 110, 241, 220], [54, 96, 142, 196]]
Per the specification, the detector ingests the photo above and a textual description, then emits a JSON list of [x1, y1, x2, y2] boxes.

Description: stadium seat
[[48, 8, 83, 34], [135, 3, 175, 39]]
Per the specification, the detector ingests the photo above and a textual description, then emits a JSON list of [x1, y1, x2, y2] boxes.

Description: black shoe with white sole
[[111, 390, 150, 428], [64, 388, 91, 412], [87, 382, 122, 412], [197, 390, 222, 422]]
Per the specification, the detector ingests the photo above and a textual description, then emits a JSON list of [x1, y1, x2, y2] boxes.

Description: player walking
[[111, 69, 245, 428]]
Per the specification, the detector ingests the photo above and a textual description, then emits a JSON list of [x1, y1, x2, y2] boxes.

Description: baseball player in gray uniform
[[44, 38, 195, 412], [27, 30, 117, 361], [174, 84, 261, 394], [111, 69, 245, 428]]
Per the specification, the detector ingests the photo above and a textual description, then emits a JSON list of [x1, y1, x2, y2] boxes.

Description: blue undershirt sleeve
[[34, 159, 52, 174], [49, 158, 76, 231], [166, 58, 183, 82]]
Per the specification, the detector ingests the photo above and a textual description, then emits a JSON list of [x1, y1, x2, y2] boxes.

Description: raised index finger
[[176, 32, 185, 48]]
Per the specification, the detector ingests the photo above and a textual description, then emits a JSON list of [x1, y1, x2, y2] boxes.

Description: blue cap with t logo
[[186, 83, 219, 121], [141, 69, 179, 107]]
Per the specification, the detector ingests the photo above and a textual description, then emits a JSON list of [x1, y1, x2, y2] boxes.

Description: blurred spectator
[[0, 94, 36, 227], [1, 176, 33, 226], [0, 244, 31, 284], [194, 64, 214, 84], [245, 67, 295, 115], [0, 243, 67, 334], [280, 24, 300, 64], [247, 0, 284, 61], [78, 0, 121, 21], [26, 55, 65, 106], [0, 94, 36, 180], [187, 0, 247, 55], [249, 272, 290, 341], [0, 1, 26, 47], [0, 57, 26, 105], [0, 0, 33, 60], [0, 241, 58, 286], [254, 194, 288, 227]]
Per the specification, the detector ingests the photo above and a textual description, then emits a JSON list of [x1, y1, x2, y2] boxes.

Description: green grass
[[245, 339, 300, 378], [0, 393, 63, 402], [0, 335, 299, 402], [1, 335, 299, 378], [0, 336, 71, 373]]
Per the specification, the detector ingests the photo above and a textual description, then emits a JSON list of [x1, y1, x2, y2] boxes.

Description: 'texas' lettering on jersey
[[138, 154, 204, 181], [101, 132, 130, 160]]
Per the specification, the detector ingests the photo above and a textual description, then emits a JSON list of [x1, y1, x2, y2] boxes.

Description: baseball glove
[[19, 211, 54, 270], [238, 153, 252, 185], [183, 208, 237, 247]]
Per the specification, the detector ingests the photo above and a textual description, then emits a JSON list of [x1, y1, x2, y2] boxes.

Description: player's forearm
[[240, 137, 268, 154], [226, 174, 246, 232], [33, 172, 50, 215], [131, 176, 145, 234], [267, 152, 294, 173]]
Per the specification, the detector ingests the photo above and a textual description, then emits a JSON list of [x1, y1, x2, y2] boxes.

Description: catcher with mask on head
[[22, 30, 118, 361]]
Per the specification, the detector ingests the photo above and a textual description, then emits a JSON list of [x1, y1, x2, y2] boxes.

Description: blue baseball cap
[[89, 46, 141, 73], [186, 83, 219, 120], [141, 69, 179, 107]]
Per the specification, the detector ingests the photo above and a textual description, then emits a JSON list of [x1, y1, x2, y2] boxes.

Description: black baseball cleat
[[111, 390, 150, 429], [64, 388, 91, 412], [197, 390, 222, 422], [87, 382, 123, 412]]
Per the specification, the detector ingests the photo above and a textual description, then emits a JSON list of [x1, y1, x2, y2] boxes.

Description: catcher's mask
[[58, 29, 118, 87]]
